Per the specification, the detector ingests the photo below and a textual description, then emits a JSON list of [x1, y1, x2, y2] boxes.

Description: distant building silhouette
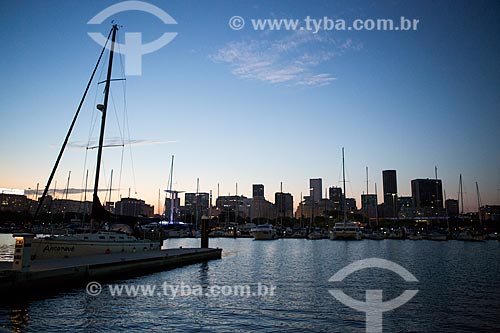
[[275, 192, 293, 218], [329, 186, 342, 207], [361, 194, 378, 220], [411, 179, 443, 209], [216, 195, 252, 219], [115, 197, 154, 217], [446, 199, 459, 217], [310, 178, 322, 203], [383, 170, 398, 217], [252, 184, 265, 199]]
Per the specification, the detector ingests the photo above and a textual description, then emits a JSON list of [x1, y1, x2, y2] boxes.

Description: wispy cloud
[[210, 31, 362, 87], [64, 137, 178, 149], [25, 188, 117, 196]]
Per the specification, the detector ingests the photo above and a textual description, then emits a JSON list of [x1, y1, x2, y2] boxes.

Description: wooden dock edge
[[0, 248, 222, 298]]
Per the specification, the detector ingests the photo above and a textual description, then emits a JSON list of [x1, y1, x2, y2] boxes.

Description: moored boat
[[251, 224, 277, 240], [31, 231, 159, 260], [330, 222, 362, 240], [30, 25, 160, 259]]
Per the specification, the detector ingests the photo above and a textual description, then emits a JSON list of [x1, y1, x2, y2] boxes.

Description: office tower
[[252, 184, 265, 199], [310, 178, 322, 203], [382, 170, 398, 217], [275, 192, 294, 218], [411, 179, 443, 209]]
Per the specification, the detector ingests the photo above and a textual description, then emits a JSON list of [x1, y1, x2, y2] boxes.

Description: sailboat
[[159, 155, 189, 238], [30, 25, 160, 260], [456, 180, 486, 241], [330, 148, 362, 240]]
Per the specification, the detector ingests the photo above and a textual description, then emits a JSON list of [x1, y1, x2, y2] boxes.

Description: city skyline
[[1, 0, 499, 214]]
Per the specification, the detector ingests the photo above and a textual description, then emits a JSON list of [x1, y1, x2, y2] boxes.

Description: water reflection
[[0, 238, 499, 332], [0, 234, 14, 261]]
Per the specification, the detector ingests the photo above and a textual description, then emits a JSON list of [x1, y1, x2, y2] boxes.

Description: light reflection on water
[[0, 234, 15, 262], [0, 237, 499, 332]]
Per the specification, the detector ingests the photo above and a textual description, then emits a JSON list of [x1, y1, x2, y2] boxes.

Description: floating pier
[[0, 246, 222, 297]]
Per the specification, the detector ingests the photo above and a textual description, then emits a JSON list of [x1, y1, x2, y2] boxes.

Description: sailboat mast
[[476, 181, 482, 226], [374, 182, 379, 226], [342, 147, 347, 223], [64, 170, 71, 200], [91, 24, 118, 224], [366, 166, 369, 195], [459, 174, 464, 215], [166, 155, 175, 223], [107, 169, 113, 206]]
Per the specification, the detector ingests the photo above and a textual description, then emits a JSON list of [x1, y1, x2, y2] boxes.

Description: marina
[[0, 236, 499, 332], [1, 1, 499, 332]]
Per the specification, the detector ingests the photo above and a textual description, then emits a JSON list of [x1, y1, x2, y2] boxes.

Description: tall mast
[[33, 28, 113, 221], [196, 178, 200, 228], [107, 169, 113, 206], [64, 170, 71, 200], [91, 24, 118, 228], [366, 166, 369, 195], [365, 166, 369, 221], [459, 174, 464, 215], [374, 182, 379, 226], [476, 181, 482, 226], [168, 155, 175, 223], [342, 147, 347, 223]]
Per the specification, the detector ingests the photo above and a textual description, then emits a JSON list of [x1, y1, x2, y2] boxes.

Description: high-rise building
[[184, 192, 210, 215], [184, 193, 196, 209], [197, 192, 210, 210], [275, 192, 294, 218], [345, 198, 357, 211], [329, 186, 342, 205], [115, 197, 154, 217], [361, 194, 378, 219], [310, 178, 322, 203], [382, 170, 398, 217], [411, 179, 443, 209], [445, 199, 459, 216], [252, 184, 265, 199]]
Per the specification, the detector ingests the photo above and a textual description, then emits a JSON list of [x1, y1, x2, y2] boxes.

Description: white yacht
[[330, 222, 362, 240], [251, 224, 277, 240], [31, 231, 160, 260]]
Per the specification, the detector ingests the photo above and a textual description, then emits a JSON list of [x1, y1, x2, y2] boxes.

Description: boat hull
[[330, 232, 362, 240], [31, 238, 160, 260], [252, 231, 277, 240]]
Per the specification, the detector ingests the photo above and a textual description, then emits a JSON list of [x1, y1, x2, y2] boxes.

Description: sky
[[0, 0, 499, 213]]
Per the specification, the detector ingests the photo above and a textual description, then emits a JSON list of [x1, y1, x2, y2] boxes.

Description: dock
[[0, 247, 222, 297]]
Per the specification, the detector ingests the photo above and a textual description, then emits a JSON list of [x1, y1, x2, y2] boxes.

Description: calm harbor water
[[0, 235, 499, 332]]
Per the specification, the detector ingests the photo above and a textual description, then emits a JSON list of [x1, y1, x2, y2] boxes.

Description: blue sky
[[1, 0, 499, 212]]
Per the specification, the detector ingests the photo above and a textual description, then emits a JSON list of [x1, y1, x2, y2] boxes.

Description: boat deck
[[0, 247, 222, 297]]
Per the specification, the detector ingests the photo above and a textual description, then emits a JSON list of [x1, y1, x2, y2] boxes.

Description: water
[[1, 237, 499, 332], [0, 234, 15, 262]]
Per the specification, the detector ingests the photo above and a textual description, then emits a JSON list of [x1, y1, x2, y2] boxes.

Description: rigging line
[[79, 148, 89, 202], [118, 142, 125, 201], [126, 118, 138, 195], [109, 90, 125, 141], [115, 32, 128, 200], [86, 47, 108, 148], [33, 27, 113, 221], [82, 36, 109, 207], [121, 75, 137, 196]]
